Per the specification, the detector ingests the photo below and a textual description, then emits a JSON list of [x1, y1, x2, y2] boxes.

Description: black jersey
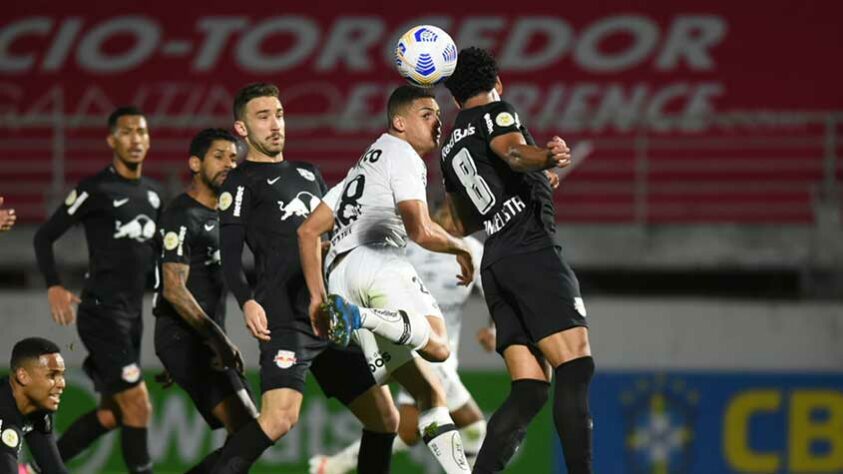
[[153, 193, 225, 326], [34, 166, 164, 313], [440, 100, 556, 268], [219, 160, 327, 331], [0, 377, 58, 469]]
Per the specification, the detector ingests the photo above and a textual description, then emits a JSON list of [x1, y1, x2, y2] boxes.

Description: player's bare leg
[[537, 326, 594, 474], [324, 295, 450, 362], [112, 383, 155, 473], [58, 397, 119, 462], [474, 345, 551, 474]]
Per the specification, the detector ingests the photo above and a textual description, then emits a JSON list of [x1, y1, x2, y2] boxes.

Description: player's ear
[[188, 155, 201, 174], [494, 76, 503, 97], [15, 366, 31, 386], [233, 120, 248, 138], [392, 115, 406, 133], [106, 132, 116, 150]]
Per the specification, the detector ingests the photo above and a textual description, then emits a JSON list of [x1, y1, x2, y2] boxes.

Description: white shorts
[[328, 245, 443, 384], [396, 359, 472, 411]]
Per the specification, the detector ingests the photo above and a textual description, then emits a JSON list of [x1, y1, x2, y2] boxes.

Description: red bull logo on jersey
[[113, 214, 156, 242], [277, 192, 320, 221]]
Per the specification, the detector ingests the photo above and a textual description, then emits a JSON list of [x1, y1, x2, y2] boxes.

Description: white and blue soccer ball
[[394, 25, 458, 88]]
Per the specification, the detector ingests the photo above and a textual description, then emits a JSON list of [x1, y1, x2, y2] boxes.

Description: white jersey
[[324, 133, 428, 268], [405, 237, 483, 357]]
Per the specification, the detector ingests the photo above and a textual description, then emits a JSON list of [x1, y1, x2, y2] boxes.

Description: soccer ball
[[394, 25, 458, 88]]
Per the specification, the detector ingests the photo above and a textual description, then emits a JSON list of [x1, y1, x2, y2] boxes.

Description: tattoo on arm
[[162, 262, 222, 339]]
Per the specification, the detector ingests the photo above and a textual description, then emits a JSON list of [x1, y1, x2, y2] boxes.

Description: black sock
[[357, 429, 396, 474], [210, 419, 273, 474], [187, 445, 225, 474], [474, 379, 550, 474], [553, 356, 594, 474], [57, 410, 111, 461], [122, 426, 153, 473]]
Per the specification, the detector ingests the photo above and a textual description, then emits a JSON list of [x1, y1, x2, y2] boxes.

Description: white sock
[[359, 308, 431, 350], [460, 419, 487, 468], [418, 407, 470, 473]]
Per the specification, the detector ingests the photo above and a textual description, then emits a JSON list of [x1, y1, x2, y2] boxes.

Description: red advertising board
[[3, 1, 842, 222]]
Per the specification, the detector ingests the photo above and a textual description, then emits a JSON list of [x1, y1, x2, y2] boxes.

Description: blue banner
[[555, 372, 843, 474]]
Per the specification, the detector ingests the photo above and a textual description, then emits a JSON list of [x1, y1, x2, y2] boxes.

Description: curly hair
[[444, 47, 499, 105]]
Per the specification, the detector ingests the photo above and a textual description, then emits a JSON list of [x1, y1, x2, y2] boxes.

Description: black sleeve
[[220, 224, 253, 308], [159, 208, 192, 266], [483, 101, 523, 141], [0, 450, 17, 473], [25, 430, 68, 474], [33, 185, 95, 288], [312, 164, 329, 196]]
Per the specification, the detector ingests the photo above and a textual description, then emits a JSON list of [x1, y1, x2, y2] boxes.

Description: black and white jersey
[[219, 160, 327, 330], [0, 378, 55, 467], [153, 193, 225, 326], [34, 166, 164, 313], [440, 100, 556, 268]]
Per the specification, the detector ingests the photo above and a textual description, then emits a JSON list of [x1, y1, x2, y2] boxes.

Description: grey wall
[[2, 291, 841, 372]]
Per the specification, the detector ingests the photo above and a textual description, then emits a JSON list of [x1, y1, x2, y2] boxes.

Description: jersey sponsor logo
[[148, 190, 161, 209], [297, 168, 316, 181], [483, 113, 494, 134], [574, 297, 587, 317], [274, 350, 297, 369], [441, 123, 475, 157], [277, 191, 320, 220], [218, 192, 233, 211], [114, 214, 156, 242], [1, 428, 18, 449], [121, 363, 141, 383], [64, 189, 77, 206], [176, 225, 187, 256], [113, 197, 129, 207], [163, 231, 179, 251], [266, 176, 280, 185], [66, 191, 89, 215], [483, 195, 526, 236], [233, 186, 244, 217], [495, 111, 515, 127], [203, 222, 215, 232]]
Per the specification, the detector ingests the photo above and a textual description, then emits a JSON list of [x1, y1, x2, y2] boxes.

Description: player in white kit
[[298, 85, 475, 473], [308, 205, 491, 474]]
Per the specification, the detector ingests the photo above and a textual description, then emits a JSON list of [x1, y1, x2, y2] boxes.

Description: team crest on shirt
[[147, 190, 161, 209], [64, 189, 77, 206], [122, 363, 141, 383], [1, 428, 19, 448], [495, 112, 515, 127], [297, 168, 316, 181], [219, 192, 233, 211], [274, 350, 297, 369]]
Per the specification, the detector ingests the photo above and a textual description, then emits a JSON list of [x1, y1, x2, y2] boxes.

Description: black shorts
[[482, 246, 588, 355], [259, 328, 376, 406], [154, 316, 253, 429], [77, 302, 144, 395]]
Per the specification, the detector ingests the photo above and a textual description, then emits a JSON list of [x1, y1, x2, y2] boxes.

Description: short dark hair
[[233, 82, 280, 120], [11, 337, 61, 371], [386, 85, 436, 129], [189, 128, 238, 160], [107, 106, 145, 133], [444, 47, 499, 105]]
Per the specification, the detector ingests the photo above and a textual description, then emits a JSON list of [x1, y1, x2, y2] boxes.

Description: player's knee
[[96, 408, 119, 430], [422, 340, 450, 363], [259, 408, 299, 441]]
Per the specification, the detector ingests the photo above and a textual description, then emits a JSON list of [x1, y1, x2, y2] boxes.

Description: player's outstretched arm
[[399, 200, 474, 286], [490, 133, 571, 173], [161, 262, 244, 373], [297, 202, 335, 336]]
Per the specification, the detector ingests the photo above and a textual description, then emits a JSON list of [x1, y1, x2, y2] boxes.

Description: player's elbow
[[407, 223, 432, 246], [296, 221, 318, 242]]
